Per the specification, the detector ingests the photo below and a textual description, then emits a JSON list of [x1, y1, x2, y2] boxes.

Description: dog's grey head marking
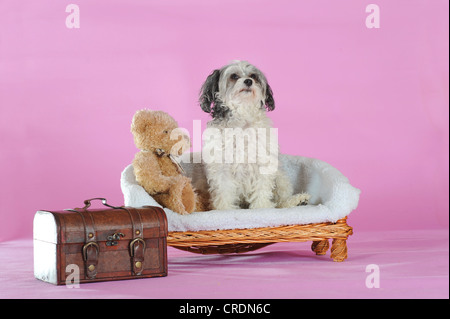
[[199, 69, 230, 119], [264, 83, 275, 112]]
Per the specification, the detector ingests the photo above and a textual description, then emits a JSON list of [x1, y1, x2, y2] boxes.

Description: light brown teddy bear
[[131, 109, 209, 215]]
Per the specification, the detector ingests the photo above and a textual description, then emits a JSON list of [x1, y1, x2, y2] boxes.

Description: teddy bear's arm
[[137, 172, 175, 194], [133, 153, 176, 194]]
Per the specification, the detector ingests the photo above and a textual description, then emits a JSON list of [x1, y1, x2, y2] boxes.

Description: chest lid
[[33, 198, 167, 245]]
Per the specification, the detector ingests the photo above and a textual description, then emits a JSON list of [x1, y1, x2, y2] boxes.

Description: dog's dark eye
[[163, 130, 169, 134], [230, 73, 239, 80], [250, 74, 258, 81]]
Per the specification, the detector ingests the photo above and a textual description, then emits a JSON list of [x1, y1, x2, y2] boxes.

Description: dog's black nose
[[244, 79, 253, 87]]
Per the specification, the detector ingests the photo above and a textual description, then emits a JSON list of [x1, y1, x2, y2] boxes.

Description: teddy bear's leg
[[180, 179, 196, 214], [160, 176, 196, 215], [193, 189, 211, 212], [167, 177, 191, 215], [153, 193, 176, 212], [152, 178, 188, 215]]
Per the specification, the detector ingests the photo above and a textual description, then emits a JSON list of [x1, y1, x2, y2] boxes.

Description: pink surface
[[0, 230, 448, 299]]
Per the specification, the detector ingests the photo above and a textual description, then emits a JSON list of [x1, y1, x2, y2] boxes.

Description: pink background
[[0, 0, 448, 241]]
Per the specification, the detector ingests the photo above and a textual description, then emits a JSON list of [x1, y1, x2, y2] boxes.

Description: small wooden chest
[[33, 198, 167, 285]]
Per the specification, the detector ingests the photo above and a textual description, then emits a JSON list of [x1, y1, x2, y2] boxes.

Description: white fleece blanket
[[120, 153, 361, 232]]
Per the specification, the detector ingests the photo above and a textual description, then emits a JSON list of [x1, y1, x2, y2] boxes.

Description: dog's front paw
[[297, 193, 311, 206], [277, 193, 311, 208]]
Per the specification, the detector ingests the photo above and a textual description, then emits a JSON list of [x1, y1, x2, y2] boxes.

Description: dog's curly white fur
[[199, 60, 310, 210]]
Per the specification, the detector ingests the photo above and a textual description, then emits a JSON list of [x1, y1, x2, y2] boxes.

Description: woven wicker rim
[[167, 218, 352, 255]]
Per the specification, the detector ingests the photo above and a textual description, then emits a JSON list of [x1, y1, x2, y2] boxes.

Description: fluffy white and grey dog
[[199, 60, 310, 210]]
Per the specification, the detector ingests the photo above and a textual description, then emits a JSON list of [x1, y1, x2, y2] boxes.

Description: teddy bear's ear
[[131, 109, 154, 135]]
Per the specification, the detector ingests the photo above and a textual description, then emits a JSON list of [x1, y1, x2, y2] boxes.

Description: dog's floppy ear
[[199, 69, 221, 113], [264, 83, 275, 111]]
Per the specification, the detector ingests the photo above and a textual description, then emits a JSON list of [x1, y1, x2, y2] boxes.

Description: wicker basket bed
[[121, 153, 360, 262]]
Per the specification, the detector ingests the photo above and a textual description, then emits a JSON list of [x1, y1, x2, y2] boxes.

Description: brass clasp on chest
[[106, 232, 125, 246]]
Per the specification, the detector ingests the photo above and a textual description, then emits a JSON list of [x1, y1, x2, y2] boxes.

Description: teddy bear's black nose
[[244, 79, 253, 87]]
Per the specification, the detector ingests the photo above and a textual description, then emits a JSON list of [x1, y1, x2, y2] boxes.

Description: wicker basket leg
[[311, 240, 329, 255], [330, 239, 348, 262]]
